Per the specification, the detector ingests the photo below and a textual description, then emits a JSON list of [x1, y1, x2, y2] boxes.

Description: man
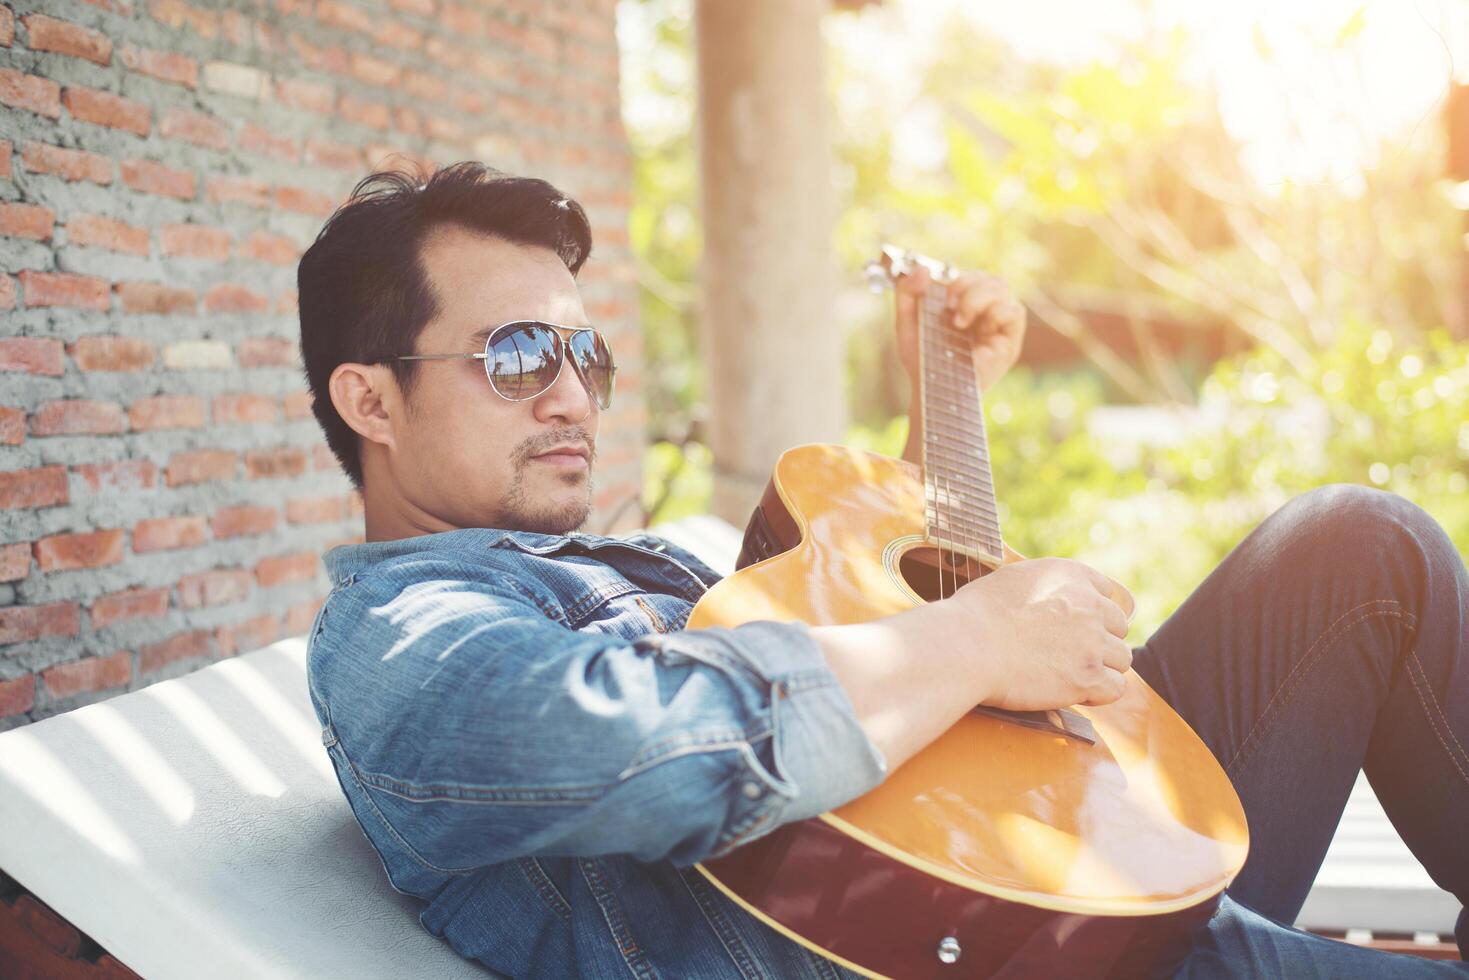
[[300, 162, 1468, 978]]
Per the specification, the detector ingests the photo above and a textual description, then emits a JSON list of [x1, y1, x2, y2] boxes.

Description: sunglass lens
[[569, 331, 616, 409], [486, 322, 560, 400]]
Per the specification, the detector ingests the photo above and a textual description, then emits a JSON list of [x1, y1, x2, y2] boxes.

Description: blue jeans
[[1132, 485, 1469, 976]]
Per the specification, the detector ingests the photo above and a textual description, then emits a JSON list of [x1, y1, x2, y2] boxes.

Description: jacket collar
[[322, 526, 627, 585]]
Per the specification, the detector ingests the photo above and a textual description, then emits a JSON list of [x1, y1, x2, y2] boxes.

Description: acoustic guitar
[[688, 246, 1249, 979]]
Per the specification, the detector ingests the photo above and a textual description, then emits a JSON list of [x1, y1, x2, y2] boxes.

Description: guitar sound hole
[[899, 547, 991, 602]]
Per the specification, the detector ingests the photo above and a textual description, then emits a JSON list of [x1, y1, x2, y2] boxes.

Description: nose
[[532, 348, 594, 424]]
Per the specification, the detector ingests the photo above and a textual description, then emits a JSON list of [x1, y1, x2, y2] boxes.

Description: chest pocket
[[569, 582, 694, 639]]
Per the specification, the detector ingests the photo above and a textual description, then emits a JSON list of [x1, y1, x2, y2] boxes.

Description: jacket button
[[741, 781, 762, 800]]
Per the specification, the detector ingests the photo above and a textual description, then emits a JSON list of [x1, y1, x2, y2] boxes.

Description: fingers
[[1081, 668, 1128, 707], [1098, 596, 1130, 640], [946, 274, 1007, 330], [1100, 635, 1133, 673], [1070, 562, 1134, 625]]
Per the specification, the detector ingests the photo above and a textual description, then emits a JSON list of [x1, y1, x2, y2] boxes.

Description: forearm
[[811, 601, 987, 773]]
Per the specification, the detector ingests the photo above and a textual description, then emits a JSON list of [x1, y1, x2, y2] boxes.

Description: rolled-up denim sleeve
[[315, 559, 888, 873]]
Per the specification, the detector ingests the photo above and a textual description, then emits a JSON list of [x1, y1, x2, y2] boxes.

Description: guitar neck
[[918, 280, 1004, 563]]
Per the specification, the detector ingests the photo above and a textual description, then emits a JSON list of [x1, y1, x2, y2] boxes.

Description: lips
[[533, 444, 590, 460]]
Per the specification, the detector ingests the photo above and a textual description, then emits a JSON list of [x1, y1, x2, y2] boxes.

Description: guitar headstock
[[863, 244, 958, 292]]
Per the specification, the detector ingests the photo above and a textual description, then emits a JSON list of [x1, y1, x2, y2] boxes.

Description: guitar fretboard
[[919, 284, 1003, 562]]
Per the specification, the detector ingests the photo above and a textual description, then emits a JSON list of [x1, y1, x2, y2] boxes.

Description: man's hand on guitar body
[[947, 557, 1133, 711], [811, 558, 1134, 772]]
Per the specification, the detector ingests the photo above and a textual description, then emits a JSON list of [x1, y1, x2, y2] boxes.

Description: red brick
[[440, 3, 485, 36], [238, 122, 298, 162], [0, 6, 11, 46], [128, 395, 204, 430], [74, 458, 157, 494], [132, 514, 207, 552], [0, 602, 75, 646], [216, 613, 279, 656], [30, 399, 125, 436], [19, 270, 109, 310], [120, 44, 197, 87], [245, 446, 307, 479], [66, 213, 150, 255], [393, 105, 422, 136], [297, 140, 359, 177], [165, 449, 234, 486], [288, 34, 348, 74], [0, 542, 30, 581], [42, 651, 131, 699], [121, 158, 195, 199], [0, 202, 54, 241], [349, 51, 400, 87], [274, 289, 298, 314], [0, 675, 34, 715], [161, 222, 230, 259], [69, 334, 156, 371], [116, 280, 196, 314], [0, 337, 64, 375], [177, 567, 252, 608], [373, 20, 422, 50], [405, 69, 449, 104], [0, 276, 16, 309], [316, 0, 372, 33], [24, 14, 113, 65], [312, 443, 338, 471], [149, 0, 219, 40], [287, 494, 345, 524], [159, 106, 228, 150], [206, 174, 269, 207], [0, 140, 10, 178], [283, 595, 324, 635], [273, 184, 336, 216], [337, 93, 390, 130], [12, 894, 83, 956], [237, 336, 297, 367], [389, 0, 435, 14], [0, 68, 62, 118], [203, 282, 267, 313], [34, 529, 124, 571], [0, 466, 68, 509], [212, 393, 276, 424], [281, 390, 314, 419], [0, 406, 20, 445], [90, 587, 169, 628], [256, 551, 317, 587], [139, 629, 214, 674], [272, 77, 334, 114], [238, 230, 298, 265], [82, 0, 136, 14], [211, 504, 277, 538], [63, 86, 150, 136]]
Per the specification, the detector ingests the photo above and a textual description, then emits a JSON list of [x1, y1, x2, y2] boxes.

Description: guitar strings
[[923, 283, 952, 600]]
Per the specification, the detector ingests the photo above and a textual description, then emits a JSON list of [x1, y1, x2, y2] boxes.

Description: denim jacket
[[307, 526, 888, 979]]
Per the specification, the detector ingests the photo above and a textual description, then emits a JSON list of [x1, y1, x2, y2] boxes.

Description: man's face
[[385, 227, 599, 534]]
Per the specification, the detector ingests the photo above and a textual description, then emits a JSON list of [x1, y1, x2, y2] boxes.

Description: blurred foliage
[[620, 0, 1467, 634], [643, 326, 1469, 637]]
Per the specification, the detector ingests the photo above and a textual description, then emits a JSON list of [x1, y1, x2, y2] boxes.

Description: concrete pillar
[[694, 0, 845, 525]]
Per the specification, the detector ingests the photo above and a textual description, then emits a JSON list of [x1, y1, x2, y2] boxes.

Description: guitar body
[[689, 444, 1249, 980]]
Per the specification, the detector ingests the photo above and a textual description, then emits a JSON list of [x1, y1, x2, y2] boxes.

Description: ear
[[329, 362, 400, 450]]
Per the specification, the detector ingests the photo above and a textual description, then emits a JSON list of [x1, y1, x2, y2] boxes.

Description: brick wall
[[0, 0, 643, 730]]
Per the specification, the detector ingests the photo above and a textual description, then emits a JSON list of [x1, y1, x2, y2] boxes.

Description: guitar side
[[689, 443, 1249, 980]]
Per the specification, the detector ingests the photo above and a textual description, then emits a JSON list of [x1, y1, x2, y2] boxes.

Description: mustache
[[515, 426, 597, 464]]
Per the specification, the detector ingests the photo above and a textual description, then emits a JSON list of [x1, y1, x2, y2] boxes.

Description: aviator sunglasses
[[384, 320, 616, 410]]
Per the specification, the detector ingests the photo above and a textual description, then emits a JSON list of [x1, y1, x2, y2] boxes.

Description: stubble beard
[[496, 427, 597, 534]]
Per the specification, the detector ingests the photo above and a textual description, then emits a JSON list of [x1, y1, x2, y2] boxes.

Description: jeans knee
[[1289, 483, 1459, 586]]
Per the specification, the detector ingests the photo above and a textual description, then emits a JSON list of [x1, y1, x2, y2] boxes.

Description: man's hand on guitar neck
[[894, 264, 1027, 466], [811, 557, 1132, 772]]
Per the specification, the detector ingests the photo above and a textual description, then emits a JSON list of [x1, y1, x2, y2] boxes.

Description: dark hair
[[297, 161, 593, 490]]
